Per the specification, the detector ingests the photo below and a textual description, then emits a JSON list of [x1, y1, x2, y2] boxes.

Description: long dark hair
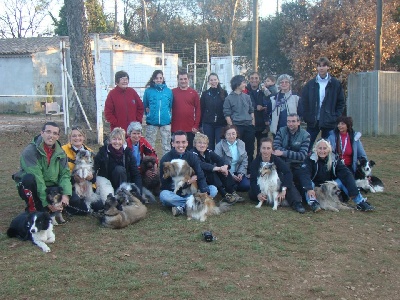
[[334, 115, 354, 156], [146, 70, 165, 87], [208, 72, 225, 101]]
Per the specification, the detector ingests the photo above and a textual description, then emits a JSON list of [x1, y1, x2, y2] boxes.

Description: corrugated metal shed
[[347, 71, 400, 135]]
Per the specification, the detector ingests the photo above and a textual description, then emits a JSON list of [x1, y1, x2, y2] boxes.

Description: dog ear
[[321, 183, 328, 194], [369, 160, 375, 167]]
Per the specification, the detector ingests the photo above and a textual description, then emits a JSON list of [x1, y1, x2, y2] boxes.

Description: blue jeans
[[160, 185, 218, 208], [202, 123, 223, 151]]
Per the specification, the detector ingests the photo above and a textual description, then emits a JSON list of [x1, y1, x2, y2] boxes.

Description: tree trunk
[[65, 0, 96, 125]]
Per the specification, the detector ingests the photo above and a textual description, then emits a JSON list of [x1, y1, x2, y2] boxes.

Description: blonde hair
[[313, 139, 333, 171], [68, 125, 86, 142], [193, 132, 209, 145], [109, 127, 126, 140]]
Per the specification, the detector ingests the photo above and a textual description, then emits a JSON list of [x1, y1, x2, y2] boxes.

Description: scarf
[[108, 144, 124, 163]]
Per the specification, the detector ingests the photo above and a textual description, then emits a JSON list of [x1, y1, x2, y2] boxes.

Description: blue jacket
[[327, 129, 367, 173], [143, 83, 173, 126]]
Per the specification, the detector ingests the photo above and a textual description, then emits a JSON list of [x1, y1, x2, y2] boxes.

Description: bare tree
[[0, 0, 52, 38], [65, 0, 96, 124]]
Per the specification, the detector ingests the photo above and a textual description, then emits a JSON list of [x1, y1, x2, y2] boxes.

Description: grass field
[[0, 114, 399, 300]]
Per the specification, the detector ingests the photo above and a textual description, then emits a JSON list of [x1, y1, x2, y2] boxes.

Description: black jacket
[[246, 84, 266, 131], [94, 142, 142, 190], [200, 87, 228, 127], [301, 75, 345, 129], [190, 148, 228, 172]]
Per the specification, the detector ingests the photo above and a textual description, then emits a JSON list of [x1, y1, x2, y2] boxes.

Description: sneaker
[[310, 201, 322, 213], [232, 192, 245, 203], [292, 202, 305, 214], [172, 206, 185, 216], [221, 194, 237, 205], [356, 201, 375, 212]]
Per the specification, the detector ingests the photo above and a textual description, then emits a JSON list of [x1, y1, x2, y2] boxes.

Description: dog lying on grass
[[186, 192, 230, 222], [315, 181, 354, 212]]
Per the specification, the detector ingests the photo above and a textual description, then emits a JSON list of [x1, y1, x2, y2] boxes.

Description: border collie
[[355, 158, 384, 193]]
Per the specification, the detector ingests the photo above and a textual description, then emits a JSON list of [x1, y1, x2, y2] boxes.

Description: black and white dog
[[355, 158, 384, 193], [7, 212, 55, 253]]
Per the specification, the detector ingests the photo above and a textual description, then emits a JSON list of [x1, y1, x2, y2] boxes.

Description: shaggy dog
[[355, 158, 384, 193], [163, 159, 198, 195], [7, 211, 55, 252], [140, 156, 160, 203], [101, 184, 147, 229], [314, 181, 354, 212], [45, 186, 66, 225], [186, 192, 230, 222], [95, 176, 115, 203], [255, 163, 288, 210], [73, 150, 100, 209]]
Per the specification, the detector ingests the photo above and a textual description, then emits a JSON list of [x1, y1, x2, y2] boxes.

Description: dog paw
[[42, 246, 51, 253], [272, 207, 278, 211], [255, 204, 262, 208]]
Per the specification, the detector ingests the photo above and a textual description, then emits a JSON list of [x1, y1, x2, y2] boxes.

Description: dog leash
[[65, 204, 105, 219]]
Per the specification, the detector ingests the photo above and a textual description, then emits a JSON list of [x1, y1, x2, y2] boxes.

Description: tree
[[0, 0, 52, 38], [65, 0, 97, 124]]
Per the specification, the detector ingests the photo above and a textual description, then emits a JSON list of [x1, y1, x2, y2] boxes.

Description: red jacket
[[126, 136, 158, 166], [104, 86, 144, 132], [171, 87, 201, 132]]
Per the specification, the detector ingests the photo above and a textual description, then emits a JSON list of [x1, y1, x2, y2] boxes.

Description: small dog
[[46, 186, 66, 225], [315, 181, 353, 212], [96, 176, 115, 203], [140, 156, 161, 203], [163, 159, 198, 195], [355, 158, 384, 193], [256, 163, 288, 210], [186, 192, 230, 222], [101, 184, 147, 229], [7, 211, 55, 252]]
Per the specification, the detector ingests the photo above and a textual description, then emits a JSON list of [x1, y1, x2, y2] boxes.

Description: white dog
[[96, 176, 115, 203]]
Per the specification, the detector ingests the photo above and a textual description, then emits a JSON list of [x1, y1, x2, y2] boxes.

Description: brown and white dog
[[45, 186, 66, 225], [101, 184, 147, 229], [256, 163, 288, 210], [163, 159, 198, 195], [315, 181, 353, 212], [140, 156, 160, 203], [186, 192, 230, 222]]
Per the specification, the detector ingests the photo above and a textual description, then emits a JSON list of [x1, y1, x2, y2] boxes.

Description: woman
[[248, 138, 305, 213], [214, 125, 250, 192], [94, 127, 142, 191], [298, 139, 375, 212], [268, 74, 300, 136], [191, 132, 243, 204], [62, 126, 103, 215], [327, 116, 367, 174], [126, 121, 158, 168], [200, 73, 228, 150], [143, 70, 173, 156]]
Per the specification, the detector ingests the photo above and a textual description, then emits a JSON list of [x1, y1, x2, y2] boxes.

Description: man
[[246, 72, 269, 149], [13, 122, 72, 214], [159, 131, 217, 216], [104, 70, 144, 133], [171, 71, 201, 149], [302, 57, 345, 152], [273, 113, 310, 192]]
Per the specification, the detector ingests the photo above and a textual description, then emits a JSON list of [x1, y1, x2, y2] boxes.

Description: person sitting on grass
[[159, 130, 217, 216], [298, 139, 375, 212], [190, 132, 243, 204]]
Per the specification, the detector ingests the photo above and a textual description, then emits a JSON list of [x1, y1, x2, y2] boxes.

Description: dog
[[256, 162, 288, 210], [186, 192, 230, 222], [140, 156, 160, 203], [355, 158, 384, 193], [101, 183, 147, 229], [314, 181, 354, 212], [7, 211, 55, 252], [163, 159, 198, 195], [45, 186, 66, 225], [72, 150, 100, 209], [96, 176, 115, 203]]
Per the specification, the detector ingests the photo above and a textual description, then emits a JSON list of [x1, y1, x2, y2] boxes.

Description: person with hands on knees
[[13, 122, 72, 217]]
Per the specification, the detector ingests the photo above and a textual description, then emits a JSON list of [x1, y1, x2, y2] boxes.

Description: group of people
[[13, 56, 375, 221]]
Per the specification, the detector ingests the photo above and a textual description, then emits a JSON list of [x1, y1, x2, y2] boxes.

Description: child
[[262, 75, 278, 97]]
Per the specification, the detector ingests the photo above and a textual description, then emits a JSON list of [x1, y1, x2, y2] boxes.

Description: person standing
[[246, 72, 268, 150], [143, 70, 173, 156], [13, 122, 72, 213], [223, 75, 255, 170], [104, 70, 144, 133], [302, 57, 345, 152], [199, 73, 228, 150], [171, 71, 201, 149]]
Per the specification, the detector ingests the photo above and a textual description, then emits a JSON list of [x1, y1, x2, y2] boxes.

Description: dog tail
[[217, 202, 231, 214]]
